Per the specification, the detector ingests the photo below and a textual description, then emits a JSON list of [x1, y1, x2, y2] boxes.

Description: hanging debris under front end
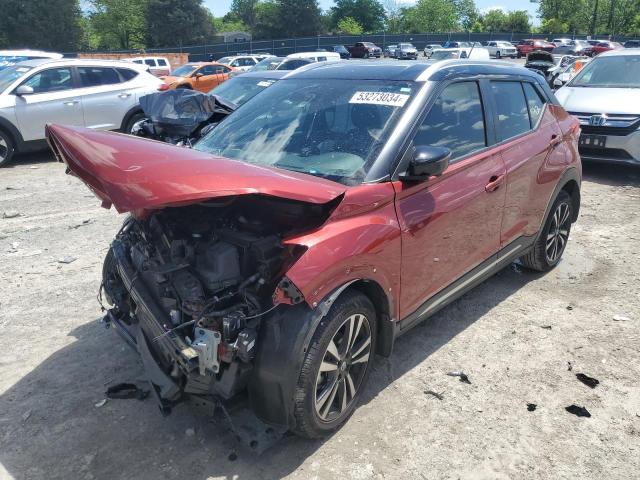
[[101, 194, 336, 413]]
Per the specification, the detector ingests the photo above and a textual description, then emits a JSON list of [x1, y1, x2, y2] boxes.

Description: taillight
[[158, 83, 170, 91]]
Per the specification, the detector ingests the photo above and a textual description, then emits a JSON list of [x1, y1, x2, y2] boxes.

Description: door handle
[[118, 93, 132, 99], [485, 174, 505, 193], [63, 100, 79, 106]]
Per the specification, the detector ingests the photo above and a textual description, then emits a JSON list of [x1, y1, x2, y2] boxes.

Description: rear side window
[[157, 59, 168, 66], [144, 59, 156, 67], [522, 82, 546, 127], [491, 81, 530, 141], [414, 81, 487, 160], [117, 68, 139, 81], [78, 67, 122, 87]]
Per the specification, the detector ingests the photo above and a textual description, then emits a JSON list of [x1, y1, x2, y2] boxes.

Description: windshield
[[431, 50, 460, 60], [195, 79, 415, 185], [569, 55, 640, 88], [0, 65, 31, 92], [171, 64, 197, 77], [249, 57, 284, 72], [399, 43, 414, 49], [217, 57, 233, 65], [209, 76, 277, 107]]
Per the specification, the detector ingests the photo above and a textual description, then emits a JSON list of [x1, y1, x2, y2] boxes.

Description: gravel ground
[[0, 150, 639, 480]]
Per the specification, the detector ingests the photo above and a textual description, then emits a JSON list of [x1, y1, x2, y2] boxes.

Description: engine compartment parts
[[101, 194, 337, 414]]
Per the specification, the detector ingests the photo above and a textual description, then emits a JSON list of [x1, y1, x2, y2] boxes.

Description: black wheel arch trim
[[120, 105, 144, 132], [0, 117, 24, 151], [541, 167, 581, 231]]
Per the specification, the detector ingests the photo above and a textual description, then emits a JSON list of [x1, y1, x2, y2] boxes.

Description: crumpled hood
[[45, 124, 346, 214], [526, 51, 554, 64]]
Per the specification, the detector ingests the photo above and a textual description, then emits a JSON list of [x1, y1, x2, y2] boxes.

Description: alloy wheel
[[0, 136, 7, 162], [315, 313, 372, 422], [546, 202, 571, 263]]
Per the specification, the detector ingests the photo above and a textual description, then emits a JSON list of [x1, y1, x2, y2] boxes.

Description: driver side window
[[23, 67, 73, 94], [413, 81, 487, 161]]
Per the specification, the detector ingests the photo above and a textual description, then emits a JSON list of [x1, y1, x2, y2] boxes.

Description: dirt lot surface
[[1, 151, 639, 480]]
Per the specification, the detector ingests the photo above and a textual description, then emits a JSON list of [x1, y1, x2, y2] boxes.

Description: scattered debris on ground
[[94, 399, 108, 408], [446, 371, 471, 384], [2, 211, 20, 219], [565, 405, 591, 418], [540, 325, 552, 330], [527, 403, 537, 412], [613, 314, 631, 321], [576, 373, 600, 389], [424, 390, 444, 400], [57, 255, 77, 264], [105, 383, 149, 401]]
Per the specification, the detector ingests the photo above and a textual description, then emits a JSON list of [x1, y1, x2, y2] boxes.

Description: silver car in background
[[485, 41, 517, 59], [394, 43, 418, 60], [0, 58, 162, 166], [423, 44, 442, 58], [555, 49, 640, 165]]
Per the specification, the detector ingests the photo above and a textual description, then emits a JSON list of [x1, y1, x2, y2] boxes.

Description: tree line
[[0, 0, 638, 52]]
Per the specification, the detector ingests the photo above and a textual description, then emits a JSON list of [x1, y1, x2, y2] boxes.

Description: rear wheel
[[0, 129, 15, 168], [520, 190, 573, 272], [292, 291, 376, 438], [123, 112, 146, 135], [496, 50, 501, 59]]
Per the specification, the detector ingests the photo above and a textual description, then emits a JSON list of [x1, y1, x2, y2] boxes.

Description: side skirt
[[396, 236, 535, 336]]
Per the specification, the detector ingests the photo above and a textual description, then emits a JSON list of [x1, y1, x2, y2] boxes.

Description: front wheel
[[520, 190, 573, 271], [496, 50, 501, 59], [0, 129, 15, 167], [292, 291, 376, 438], [123, 112, 146, 135]]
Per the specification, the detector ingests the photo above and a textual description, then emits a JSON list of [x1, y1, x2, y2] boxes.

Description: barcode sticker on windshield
[[349, 91, 409, 107], [257, 80, 274, 87]]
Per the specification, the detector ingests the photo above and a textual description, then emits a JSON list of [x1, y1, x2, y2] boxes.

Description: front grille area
[[570, 112, 640, 136], [579, 146, 634, 160]]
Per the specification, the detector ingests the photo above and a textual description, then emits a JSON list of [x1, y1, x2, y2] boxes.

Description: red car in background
[[46, 60, 581, 438], [591, 41, 623, 55], [517, 39, 556, 57]]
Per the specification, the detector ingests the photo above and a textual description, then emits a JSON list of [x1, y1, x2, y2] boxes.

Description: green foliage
[[453, 0, 479, 30], [401, 0, 458, 33], [537, 0, 640, 35], [253, 0, 281, 38], [145, 0, 215, 48], [0, 0, 82, 51], [213, 17, 249, 33], [337, 17, 364, 35], [90, 0, 147, 50], [538, 18, 570, 33], [276, 0, 322, 38], [331, 0, 386, 33], [230, 0, 259, 31]]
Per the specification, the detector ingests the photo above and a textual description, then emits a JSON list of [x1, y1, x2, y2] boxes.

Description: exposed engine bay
[[101, 195, 333, 409]]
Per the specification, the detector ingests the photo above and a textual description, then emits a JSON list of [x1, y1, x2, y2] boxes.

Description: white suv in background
[[485, 41, 517, 58], [0, 58, 162, 166], [127, 56, 172, 76]]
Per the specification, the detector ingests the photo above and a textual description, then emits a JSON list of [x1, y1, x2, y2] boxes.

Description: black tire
[[292, 291, 376, 438], [123, 111, 146, 135], [364, 52, 370, 59], [496, 50, 501, 59], [517, 52, 522, 59], [520, 190, 573, 272], [0, 129, 15, 168], [176, 84, 192, 89]]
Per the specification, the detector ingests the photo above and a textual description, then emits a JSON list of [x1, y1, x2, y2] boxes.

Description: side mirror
[[401, 145, 451, 181], [553, 78, 564, 88], [194, 73, 204, 79], [16, 85, 34, 96]]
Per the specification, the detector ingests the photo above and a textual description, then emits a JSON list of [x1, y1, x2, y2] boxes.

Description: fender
[[538, 166, 581, 234], [249, 281, 358, 429], [0, 117, 24, 151]]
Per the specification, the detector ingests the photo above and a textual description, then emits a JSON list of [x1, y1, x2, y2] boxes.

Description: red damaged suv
[[46, 60, 581, 438]]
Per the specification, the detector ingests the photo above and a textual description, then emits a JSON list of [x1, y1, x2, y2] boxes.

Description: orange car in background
[[159, 62, 233, 93]]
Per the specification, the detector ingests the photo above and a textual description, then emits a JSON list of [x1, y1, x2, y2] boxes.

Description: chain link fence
[[68, 32, 640, 62]]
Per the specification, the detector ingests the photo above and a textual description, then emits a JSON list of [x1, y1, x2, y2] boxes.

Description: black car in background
[[624, 40, 640, 48], [331, 45, 351, 59]]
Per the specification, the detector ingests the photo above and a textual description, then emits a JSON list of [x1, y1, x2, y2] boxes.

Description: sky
[[204, 0, 540, 21]]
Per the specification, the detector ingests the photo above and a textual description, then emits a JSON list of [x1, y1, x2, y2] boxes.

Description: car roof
[[236, 70, 288, 79], [0, 49, 63, 58], [599, 48, 639, 57], [284, 59, 542, 82], [14, 58, 149, 70]]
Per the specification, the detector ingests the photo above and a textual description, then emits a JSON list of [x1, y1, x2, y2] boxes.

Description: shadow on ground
[[0, 263, 536, 480], [582, 161, 640, 187]]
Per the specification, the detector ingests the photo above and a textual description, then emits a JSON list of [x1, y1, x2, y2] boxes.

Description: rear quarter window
[[157, 59, 168, 66], [117, 68, 139, 81]]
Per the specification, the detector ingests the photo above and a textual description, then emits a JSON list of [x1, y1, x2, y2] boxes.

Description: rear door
[[488, 80, 564, 246], [393, 80, 506, 320], [14, 66, 84, 141]]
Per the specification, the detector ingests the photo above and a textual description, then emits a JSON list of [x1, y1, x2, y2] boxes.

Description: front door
[[394, 81, 506, 320], [14, 66, 84, 141]]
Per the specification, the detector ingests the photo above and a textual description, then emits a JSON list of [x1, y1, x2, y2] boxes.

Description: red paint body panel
[[392, 150, 506, 319], [45, 125, 346, 215]]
